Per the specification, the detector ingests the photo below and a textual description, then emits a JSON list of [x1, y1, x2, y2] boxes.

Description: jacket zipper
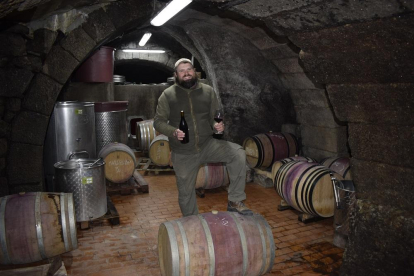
[[188, 90, 200, 152]]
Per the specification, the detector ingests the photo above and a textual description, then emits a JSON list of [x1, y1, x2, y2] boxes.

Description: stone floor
[[61, 171, 344, 276]]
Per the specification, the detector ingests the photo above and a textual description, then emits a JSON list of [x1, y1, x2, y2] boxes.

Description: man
[[154, 58, 253, 217]]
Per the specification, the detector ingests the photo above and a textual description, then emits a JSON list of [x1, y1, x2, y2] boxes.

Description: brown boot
[[227, 201, 253, 215]]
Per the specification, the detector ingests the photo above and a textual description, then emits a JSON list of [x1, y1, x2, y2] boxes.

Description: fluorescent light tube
[[151, 0, 192, 26], [139, 32, 152, 46], [122, 50, 166, 53]]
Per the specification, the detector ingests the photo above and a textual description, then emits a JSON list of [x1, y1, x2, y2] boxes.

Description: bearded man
[[154, 58, 253, 217]]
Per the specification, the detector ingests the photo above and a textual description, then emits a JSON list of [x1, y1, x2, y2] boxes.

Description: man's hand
[[173, 129, 186, 141], [214, 122, 224, 133]]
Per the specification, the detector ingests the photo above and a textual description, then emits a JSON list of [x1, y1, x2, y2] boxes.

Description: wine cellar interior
[[0, 0, 413, 275]]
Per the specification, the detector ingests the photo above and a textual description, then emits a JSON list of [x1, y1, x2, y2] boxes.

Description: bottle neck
[[181, 111, 184, 118]]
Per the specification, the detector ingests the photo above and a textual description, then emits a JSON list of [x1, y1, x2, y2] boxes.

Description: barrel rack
[[136, 157, 174, 175], [79, 196, 120, 230]]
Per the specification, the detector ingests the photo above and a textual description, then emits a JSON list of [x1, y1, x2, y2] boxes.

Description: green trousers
[[171, 138, 247, 216]]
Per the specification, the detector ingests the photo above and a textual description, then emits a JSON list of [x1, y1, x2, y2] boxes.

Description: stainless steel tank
[[54, 159, 107, 222], [95, 101, 128, 154], [44, 101, 97, 192]]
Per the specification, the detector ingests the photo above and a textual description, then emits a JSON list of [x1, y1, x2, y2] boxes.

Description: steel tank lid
[[94, 101, 128, 112], [54, 159, 105, 170], [55, 101, 95, 108]]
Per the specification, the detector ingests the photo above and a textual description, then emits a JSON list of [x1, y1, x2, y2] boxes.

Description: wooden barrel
[[149, 135, 171, 166], [274, 161, 337, 217], [195, 163, 230, 189], [320, 157, 352, 180], [137, 120, 157, 151], [0, 192, 77, 265], [158, 211, 275, 276], [271, 155, 317, 181], [98, 142, 136, 183], [243, 132, 299, 169]]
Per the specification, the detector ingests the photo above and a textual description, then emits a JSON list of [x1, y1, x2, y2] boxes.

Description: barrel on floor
[[243, 132, 299, 169], [0, 192, 77, 265], [195, 163, 229, 190], [274, 160, 338, 218], [158, 211, 275, 276]]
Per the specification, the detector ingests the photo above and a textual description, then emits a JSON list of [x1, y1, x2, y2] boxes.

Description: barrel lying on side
[[158, 211, 275, 276], [137, 119, 157, 151], [274, 161, 337, 217], [0, 192, 77, 265], [320, 156, 352, 180], [195, 163, 230, 190], [243, 132, 299, 169], [98, 142, 136, 183], [271, 155, 317, 181]]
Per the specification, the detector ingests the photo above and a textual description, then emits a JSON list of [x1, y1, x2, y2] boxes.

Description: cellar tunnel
[[0, 0, 413, 275]]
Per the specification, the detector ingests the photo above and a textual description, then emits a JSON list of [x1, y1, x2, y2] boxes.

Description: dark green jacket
[[154, 82, 219, 154]]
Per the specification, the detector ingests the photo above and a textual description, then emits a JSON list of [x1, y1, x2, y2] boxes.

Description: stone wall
[[289, 13, 414, 276], [0, 1, 154, 196]]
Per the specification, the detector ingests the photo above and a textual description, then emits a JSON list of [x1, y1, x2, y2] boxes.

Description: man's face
[[175, 62, 197, 89]]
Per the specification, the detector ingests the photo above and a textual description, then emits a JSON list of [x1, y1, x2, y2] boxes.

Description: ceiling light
[[150, 0, 192, 26], [139, 32, 152, 46], [122, 50, 166, 53]]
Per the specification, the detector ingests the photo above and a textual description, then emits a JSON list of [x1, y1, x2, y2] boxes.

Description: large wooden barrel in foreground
[[149, 135, 171, 166], [274, 161, 337, 217], [0, 192, 77, 265], [195, 163, 230, 189], [158, 211, 275, 276], [98, 142, 136, 183], [243, 132, 299, 169], [137, 119, 157, 151], [320, 156, 352, 180]]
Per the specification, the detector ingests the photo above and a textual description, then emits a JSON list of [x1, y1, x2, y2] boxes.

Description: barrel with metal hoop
[[195, 163, 230, 190], [274, 160, 338, 217], [0, 192, 77, 264], [158, 211, 275, 276], [137, 119, 157, 151], [149, 135, 171, 166], [98, 142, 136, 183], [243, 132, 299, 169], [320, 156, 352, 180], [271, 155, 317, 181]]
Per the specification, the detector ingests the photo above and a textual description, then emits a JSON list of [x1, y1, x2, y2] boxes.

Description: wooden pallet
[[136, 157, 174, 175], [106, 171, 149, 195], [79, 196, 120, 230]]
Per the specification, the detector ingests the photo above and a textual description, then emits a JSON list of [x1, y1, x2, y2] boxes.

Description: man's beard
[[175, 75, 198, 89]]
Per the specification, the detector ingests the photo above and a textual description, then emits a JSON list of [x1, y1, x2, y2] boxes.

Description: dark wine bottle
[[179, 110, 189, 144]]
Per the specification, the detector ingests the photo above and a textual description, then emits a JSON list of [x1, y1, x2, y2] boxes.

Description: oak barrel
[[195, 163, 230, 190], [0, 192, 77, 265], [320, 157, 352, 180], [158, 211, 275, 276], [243, 132, 299, 169], [271, 155, 317, 181], [149, 135, 171, 166], [98, 142, 136, 183], [274, 161, 337, 217], [137, 119, 157, 151]]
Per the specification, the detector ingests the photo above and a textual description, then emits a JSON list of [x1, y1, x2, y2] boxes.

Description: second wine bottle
[[179, 110, 189, 144]]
